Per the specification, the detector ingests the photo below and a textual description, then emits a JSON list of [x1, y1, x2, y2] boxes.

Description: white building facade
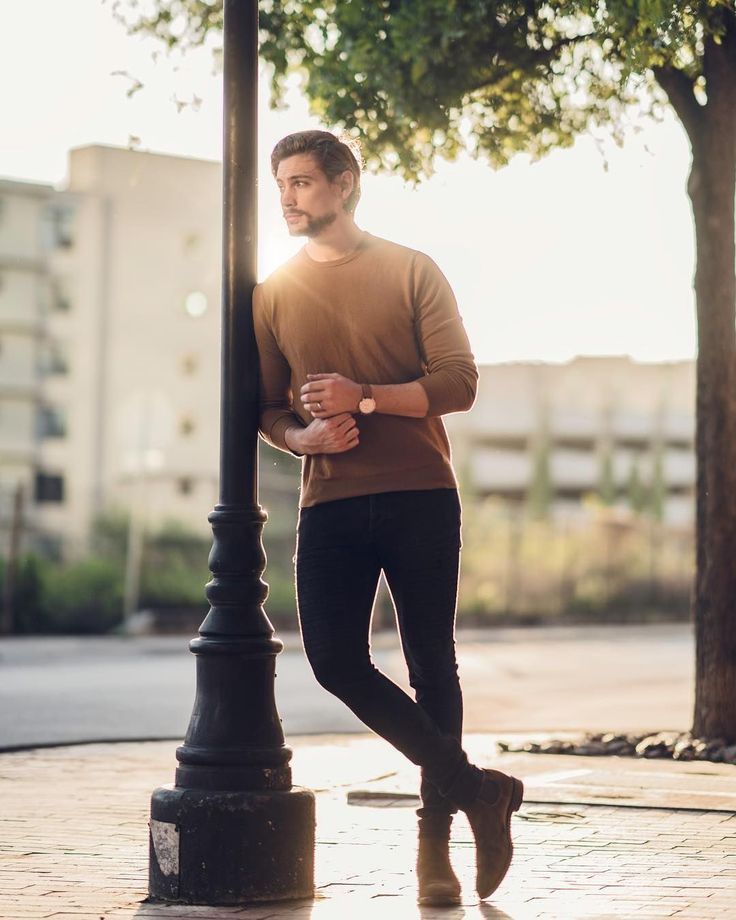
[[1, 146, 223, 557], [445, 357, 695, 526]]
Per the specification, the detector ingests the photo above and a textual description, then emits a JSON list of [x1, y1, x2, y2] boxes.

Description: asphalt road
[[0, 623, 694, 750]]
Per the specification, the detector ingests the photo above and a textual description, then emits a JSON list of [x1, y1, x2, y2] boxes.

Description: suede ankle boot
[[462, 768, 524, 900], [416, 814, 462, 906]]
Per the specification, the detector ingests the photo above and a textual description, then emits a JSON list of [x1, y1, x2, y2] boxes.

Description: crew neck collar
[[300, 230, 371, 267]]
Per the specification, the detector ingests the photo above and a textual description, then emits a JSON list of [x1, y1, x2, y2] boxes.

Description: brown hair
[[270, 130, 362, 214]]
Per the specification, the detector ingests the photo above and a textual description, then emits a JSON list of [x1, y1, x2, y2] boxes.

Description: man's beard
[[288, 209, 338, 237]]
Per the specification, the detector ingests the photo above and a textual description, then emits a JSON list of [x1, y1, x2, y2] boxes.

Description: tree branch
[[652, 66, 704, 141]]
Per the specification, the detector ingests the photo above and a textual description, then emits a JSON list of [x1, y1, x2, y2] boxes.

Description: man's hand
[[285, 413, 359, 455], [300, 373, 362, 418]]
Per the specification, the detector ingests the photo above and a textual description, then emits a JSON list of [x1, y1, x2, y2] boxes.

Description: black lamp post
[[148, 0, 315, 904]]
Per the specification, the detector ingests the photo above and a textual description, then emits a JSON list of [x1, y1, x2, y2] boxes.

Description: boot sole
[[477, 775, 524, 900], [418, 893, 463, 906]]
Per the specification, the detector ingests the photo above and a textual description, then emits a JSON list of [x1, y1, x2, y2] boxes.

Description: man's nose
[[281, 186, 295, 208]]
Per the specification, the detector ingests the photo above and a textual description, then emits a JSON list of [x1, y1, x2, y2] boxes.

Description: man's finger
[[306, 373, 333, 381]]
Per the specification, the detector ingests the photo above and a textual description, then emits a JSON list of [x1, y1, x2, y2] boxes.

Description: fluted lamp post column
[[147, 0, 315, 904]]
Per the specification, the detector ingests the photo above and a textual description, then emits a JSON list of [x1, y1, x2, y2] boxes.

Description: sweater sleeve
[[253, 284, 305, 456], [411, 253, 479, 417]]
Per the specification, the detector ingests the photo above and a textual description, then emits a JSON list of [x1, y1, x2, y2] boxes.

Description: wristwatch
[[358, 383, 376, 414]]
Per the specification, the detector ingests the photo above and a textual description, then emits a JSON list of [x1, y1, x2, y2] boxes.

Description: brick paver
[[1, 740, 734, 920]]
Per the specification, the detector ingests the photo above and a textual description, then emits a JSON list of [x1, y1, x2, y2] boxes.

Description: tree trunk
[[688, 35, 736, 741]]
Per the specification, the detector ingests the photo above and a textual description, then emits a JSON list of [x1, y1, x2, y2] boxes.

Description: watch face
[[359, 398, 376, 414]]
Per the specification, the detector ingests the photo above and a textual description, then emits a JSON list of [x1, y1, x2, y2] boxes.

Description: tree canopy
[[117, 1, 734, 178]]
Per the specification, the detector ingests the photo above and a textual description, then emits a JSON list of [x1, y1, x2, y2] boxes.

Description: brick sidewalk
[[1, 740, 734, 920]]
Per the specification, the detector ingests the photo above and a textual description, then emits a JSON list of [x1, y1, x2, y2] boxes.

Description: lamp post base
[[148, 784, 315, 904]]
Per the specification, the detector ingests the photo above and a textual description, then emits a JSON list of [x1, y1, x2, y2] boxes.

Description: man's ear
[[339, 169, 355, 203]]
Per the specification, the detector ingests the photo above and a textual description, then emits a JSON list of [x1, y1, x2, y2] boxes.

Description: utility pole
[[1, 482, 24, 635]]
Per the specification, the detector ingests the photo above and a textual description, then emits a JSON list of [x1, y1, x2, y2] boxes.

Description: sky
[[0, 0, 698, 365]]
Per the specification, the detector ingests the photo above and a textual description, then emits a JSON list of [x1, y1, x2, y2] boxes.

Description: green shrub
[[139, 559, 209, 608], [263, 572, 298, 629], [0, 554, 45, 634], [38, 557, 124, 633], [138, 518, 211, 608], [89, 509, 129, 563], [457, 497, 693, 622]]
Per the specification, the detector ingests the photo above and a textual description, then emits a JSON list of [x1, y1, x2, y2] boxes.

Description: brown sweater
[[253, 231, 478, 507]]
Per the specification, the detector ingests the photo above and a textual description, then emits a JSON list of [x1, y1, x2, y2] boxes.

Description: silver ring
[[316, 401, 322, 411]]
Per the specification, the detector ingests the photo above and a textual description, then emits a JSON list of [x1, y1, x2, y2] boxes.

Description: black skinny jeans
[[295, 488, 483, 814]]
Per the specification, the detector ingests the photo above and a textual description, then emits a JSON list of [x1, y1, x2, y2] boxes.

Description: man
[[253, 129, 523, 906]]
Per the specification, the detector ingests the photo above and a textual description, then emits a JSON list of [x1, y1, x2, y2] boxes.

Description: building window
[[479, 435, 529, 452], [553, 437, 595, 452], [556, 486, 588, 501], [177, 477, 194, 495], [179, 416, 195, 437], [37, 405, 68, 438], [50, 206, 75, 248], [50, 278, 72, 312], [180, 354, 198, 375], [184, 291, 208, 318], [35, 472, 65, 503], [183, 232, 200, 254], [616, 436, 649, 451], [38, 340, 70, 376]]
